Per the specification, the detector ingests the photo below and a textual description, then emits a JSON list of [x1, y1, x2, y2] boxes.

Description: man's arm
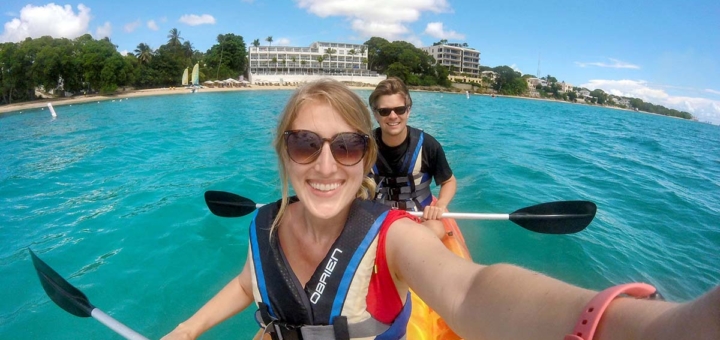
[[423, 175, 456, 220], [435, 175, 457, 210]]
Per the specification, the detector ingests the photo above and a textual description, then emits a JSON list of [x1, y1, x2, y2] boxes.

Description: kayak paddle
[[204, 190, 596, 234], [29, 249, 149, 340]]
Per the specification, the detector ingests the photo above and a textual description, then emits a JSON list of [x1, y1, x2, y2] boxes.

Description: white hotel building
[[247, 41, 383, 84], [420, 43, 481, 77]]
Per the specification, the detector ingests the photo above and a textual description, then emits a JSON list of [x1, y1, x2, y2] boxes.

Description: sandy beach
[[0, 84, 372, 115], [1, 83, 647, 117]]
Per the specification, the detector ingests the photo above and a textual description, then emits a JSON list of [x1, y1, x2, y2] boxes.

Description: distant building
[[612, 97, 631, 107], [248, 41, 372, 76], [579, 89, 591, 97], [526, 77, 546, 88], [481, 70, 498, 82], [558, 82, 573, 93], [421, 43, 481, 77]]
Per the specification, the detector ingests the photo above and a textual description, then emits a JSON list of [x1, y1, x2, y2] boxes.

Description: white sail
[[191, 63, 200, 85], [181, 68, 189, 86]]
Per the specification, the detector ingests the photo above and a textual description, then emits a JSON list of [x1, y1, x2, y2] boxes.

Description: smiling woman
[[156, 78, 719, 340]]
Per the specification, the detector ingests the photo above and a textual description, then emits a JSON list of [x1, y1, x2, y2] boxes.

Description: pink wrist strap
[[563, 283, 657, 340]]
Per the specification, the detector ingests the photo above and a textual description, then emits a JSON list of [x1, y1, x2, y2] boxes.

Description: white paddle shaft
[[92, 309, 148, 340], [408, 212, 510, 220]]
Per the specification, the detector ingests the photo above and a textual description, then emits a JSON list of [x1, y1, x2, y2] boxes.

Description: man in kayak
[[162, 79, 719, 340], [368, 77, 457, 238]]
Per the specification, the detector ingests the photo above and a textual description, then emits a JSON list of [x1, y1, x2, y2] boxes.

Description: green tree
[[590, 89, 608, 105], [491, 66, 527, 95], [134, 43, 153, 65], [252, 39, 260, 49], [364, 37, 444, 86], [568, 91, 578, 102], [266, 36, 273, 46], [316, 56, 325, 73], [0, 41, 32, 104], [204, 33, 247, 80], [167, 28, 183, 47]]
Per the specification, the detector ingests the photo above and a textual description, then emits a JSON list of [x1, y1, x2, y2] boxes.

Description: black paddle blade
[[29, 249, 94, 317], [204, 190, 258, 217], [509, 201, 596, 234]]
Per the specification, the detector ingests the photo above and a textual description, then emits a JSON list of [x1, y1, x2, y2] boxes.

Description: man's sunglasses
[[284, 130, 369, 166], [374, 105, 410, 117]]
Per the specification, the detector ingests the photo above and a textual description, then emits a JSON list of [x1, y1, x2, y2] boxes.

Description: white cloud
[[424, 22, 464, 40], [179, 14, 216, 26], [706, 89, 720, 96], [95, 21, 112, 39], [510, 64, 522, 74], [351, 19, 408, 39], [575, 58, 640, 69], [582, 79, 720, 125], [160, 17, 167, 23], [296, 0, 452, 43], [119, 50, 128, 56], [147, 20, 158, 31], [276, 38, 291, 46], [0, 4, 91, 42], [124, 20, 141, 33], [405, 35, 423, 47]]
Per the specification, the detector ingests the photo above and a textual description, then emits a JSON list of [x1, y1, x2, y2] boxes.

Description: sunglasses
[[284, 130, 369, 166], [374, 105, 410, 117]]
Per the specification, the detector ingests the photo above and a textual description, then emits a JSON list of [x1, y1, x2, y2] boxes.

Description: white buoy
[[48, 103, 57, 118]]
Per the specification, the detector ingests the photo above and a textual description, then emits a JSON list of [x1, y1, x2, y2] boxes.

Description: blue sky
[[2, 0, 719, 124]]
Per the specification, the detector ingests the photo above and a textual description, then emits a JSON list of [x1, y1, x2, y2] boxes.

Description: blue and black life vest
[[248, 198, 412, 340], [372, 127, 433, 211]]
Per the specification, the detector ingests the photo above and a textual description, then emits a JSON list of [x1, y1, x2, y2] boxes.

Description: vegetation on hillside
[[363, 37, 449, 87]]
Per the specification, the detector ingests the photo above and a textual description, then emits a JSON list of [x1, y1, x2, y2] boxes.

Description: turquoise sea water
[[1, 90, 719, 339]]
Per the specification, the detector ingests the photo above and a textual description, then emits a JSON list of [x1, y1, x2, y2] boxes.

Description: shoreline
[[0, 85, 349, 115], [0, 85, 671, 120]]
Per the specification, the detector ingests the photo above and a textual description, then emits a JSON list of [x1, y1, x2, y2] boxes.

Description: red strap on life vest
[[366, 209, 419, 323]]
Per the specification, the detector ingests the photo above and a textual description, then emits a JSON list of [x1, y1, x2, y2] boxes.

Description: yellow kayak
[[406, 216, 470, 340]]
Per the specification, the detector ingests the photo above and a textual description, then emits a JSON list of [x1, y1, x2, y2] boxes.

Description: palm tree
[[167, 28, 183, 47], [348, 49, 356, 73], [316, 56, 325, 74], [134, 43, 153, 65], [252, 39, 260, 49], [271, 57, 277, 73], [360, 45, 367, 74], [291, 57, 297, 74], [324, 48, 336, 72], [266, 36, 273, 46], [182, 41, 194, 61], [301, 60, 307, 74]]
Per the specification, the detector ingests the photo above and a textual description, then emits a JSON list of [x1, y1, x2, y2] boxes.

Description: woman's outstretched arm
[[162, 255, 255, 340], [386, 218, 719, 340]]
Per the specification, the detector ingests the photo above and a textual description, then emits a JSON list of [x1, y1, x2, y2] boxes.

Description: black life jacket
[[248, 198, 412, 339], [372, 127, 433, 211]]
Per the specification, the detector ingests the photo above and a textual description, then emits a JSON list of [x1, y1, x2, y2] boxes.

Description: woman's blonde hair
[[271, 79, 377, 234]]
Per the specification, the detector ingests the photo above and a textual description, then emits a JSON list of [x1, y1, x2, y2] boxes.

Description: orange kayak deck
[[406, 217, 470, 340]]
